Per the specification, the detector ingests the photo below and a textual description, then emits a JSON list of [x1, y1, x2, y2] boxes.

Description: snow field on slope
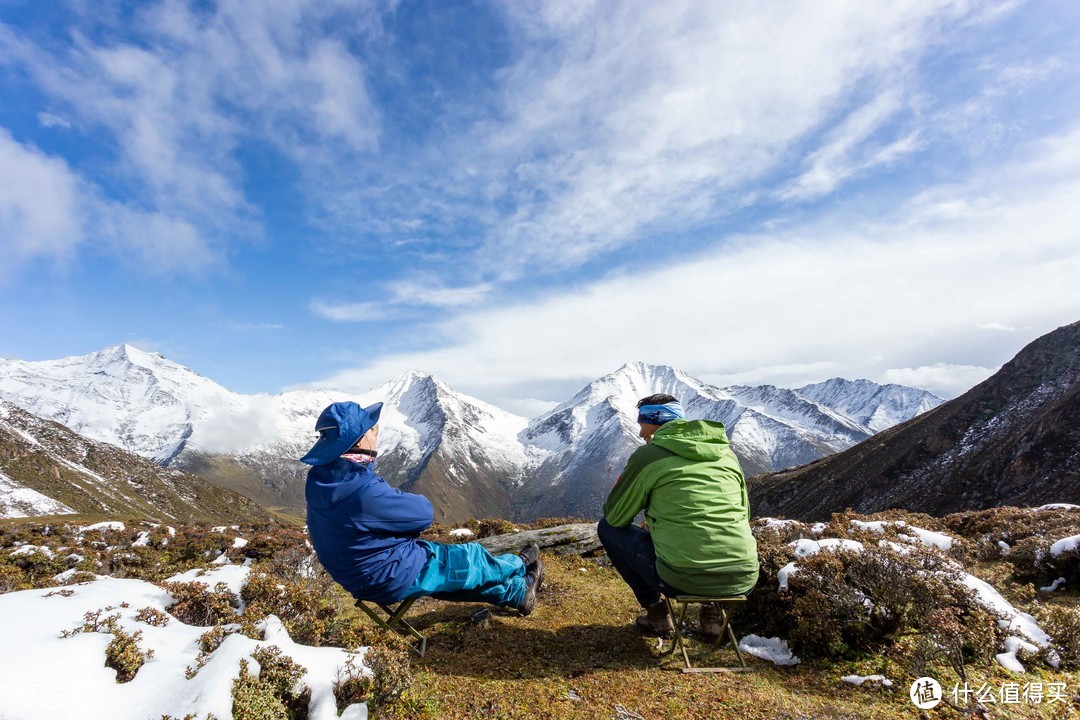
[[0, 470, 76, 518], [0, 568, 369, 720]]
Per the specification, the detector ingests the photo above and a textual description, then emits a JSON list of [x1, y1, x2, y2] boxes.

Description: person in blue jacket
[[302, 400, 544, 614]]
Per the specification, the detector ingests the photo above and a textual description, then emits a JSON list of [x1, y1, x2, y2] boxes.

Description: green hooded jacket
[[602, 419, 759, 596]]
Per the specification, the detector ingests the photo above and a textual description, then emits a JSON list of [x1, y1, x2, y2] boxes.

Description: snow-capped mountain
[[0, 399, 270, 522], [0, 347, 534, 519], [0, 347, 941, 521], [514, 362, 943, 519], [796, 378, 941, 433]]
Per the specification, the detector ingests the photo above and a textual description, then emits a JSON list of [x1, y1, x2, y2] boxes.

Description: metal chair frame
[[659, 595, 751, 673], [354, 597, 428, 657]]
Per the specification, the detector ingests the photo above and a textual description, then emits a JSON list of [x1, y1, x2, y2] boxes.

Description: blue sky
[[2, 0, 1079, 415]]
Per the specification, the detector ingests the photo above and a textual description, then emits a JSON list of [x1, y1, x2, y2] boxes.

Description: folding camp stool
[[660, 595, 751, 673], [354, 597, 428, 657]]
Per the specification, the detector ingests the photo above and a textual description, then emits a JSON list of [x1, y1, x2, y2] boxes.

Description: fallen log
[[477, 522, 601, 557]]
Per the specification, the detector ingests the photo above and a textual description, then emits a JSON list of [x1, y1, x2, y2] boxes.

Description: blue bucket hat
[[300, 401, 383, 466]]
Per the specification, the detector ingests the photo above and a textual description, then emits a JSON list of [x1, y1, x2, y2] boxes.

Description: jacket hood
[[306, 459, 370, 509], [648, 419, 731, 461]]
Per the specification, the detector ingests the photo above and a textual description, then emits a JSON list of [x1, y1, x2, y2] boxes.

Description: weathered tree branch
[[477, 522, 601, 557]]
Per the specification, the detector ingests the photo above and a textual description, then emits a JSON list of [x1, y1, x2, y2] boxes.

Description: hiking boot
[[518, 557, 545, 616], [531, 554, 545, 592], [518, 542, 540, 568], [699, 602, 724, 639], [635, 599, 674, 637]]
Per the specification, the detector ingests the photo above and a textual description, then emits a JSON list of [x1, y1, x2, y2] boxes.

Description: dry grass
[[362, 555, 1080, 719]]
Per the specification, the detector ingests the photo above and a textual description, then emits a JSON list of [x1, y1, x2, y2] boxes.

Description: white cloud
[[36, 111, 71, 129], [494, 397, 560, 419], [309, 300, 382, 322], [391, 281, 493, 308], [881, 364, 997, 397], [0, 128, 84, 270], [307, 126, 1080, 404], [232, 322, 285, 331], [700, 362, 843, 389], [779, 89, 915, 200], [198, 395, 280, 454], [977, 322, 1016, 332], [0, 127, 226, 278], [460, 0, 973, 273], [0, 2, 383, 269]]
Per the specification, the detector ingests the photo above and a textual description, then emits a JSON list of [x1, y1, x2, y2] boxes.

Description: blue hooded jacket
[[305, 458, 433, 604]]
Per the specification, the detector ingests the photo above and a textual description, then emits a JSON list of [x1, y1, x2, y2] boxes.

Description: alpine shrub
[[332, 654, 370, 714], [231, 648, 309, 720], [1035, 603, 1080, 670], [163, 581, 239, 626], [105, 628, 154, 683], [361, 643, 413, 709], [135, 606, 171, 627]]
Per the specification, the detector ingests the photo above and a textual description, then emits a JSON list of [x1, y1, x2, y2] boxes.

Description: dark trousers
[[597, 518, 686, 607]]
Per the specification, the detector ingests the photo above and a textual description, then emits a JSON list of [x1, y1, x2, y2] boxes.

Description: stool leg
[[357, 599, 428, 658]]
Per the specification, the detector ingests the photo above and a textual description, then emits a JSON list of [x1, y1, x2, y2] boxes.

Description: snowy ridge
[[0, 348, 942, 520], [515, 363, 942, 517]]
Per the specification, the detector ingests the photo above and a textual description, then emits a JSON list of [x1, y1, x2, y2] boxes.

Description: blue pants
[[400, 540, 528, 608], [597, 518, 686, 607]]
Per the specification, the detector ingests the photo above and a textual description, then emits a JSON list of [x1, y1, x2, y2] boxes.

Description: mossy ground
[[371, 555, 1078, 719]]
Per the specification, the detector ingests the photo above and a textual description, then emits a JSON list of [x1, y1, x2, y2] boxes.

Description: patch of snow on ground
[[777, 563, 798, 591], [761, 518, 800, 529], [10, 544, 55, 559], [850, 520, 889, 533], [996, 636, 1041, 674], [810, 522, 827, 534], [779, 538, 865, 591], [962, 574, 1060, 668], [1050, 535, 1080, 557], [449, 528, 474, 537], [998, 540, 1011, 555], [790, 538, 864, 558], [232, 537, 249, 549], [132, 531, 151, 547], [80, 521, 126, 533], [901, 527, 954, 551], [1040, 577, 1066, 593], [0, 578, 368, 720], [841, 674, 892, 688], [0, 471, 75, 518], [165, 564, 251, 597], [738, 635, 800, 666], [849, 520, 954, 551], [1036, 503, 1079, 511]]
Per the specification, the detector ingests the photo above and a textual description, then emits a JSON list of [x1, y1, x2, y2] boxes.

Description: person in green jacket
[[598, 393, 759, 637]]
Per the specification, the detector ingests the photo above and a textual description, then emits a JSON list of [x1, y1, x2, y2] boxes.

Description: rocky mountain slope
[[0, 400, 272, 522], [0, 347, 940, 521], [749, 320, 1080, 520]]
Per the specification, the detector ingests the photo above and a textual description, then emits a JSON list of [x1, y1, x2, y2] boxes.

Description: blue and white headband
[[636, 401, 686, 425]]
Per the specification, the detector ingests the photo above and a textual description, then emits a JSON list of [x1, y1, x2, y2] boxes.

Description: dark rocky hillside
[[0, 400, 273, 523], [749, 320, 1080, 520]]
